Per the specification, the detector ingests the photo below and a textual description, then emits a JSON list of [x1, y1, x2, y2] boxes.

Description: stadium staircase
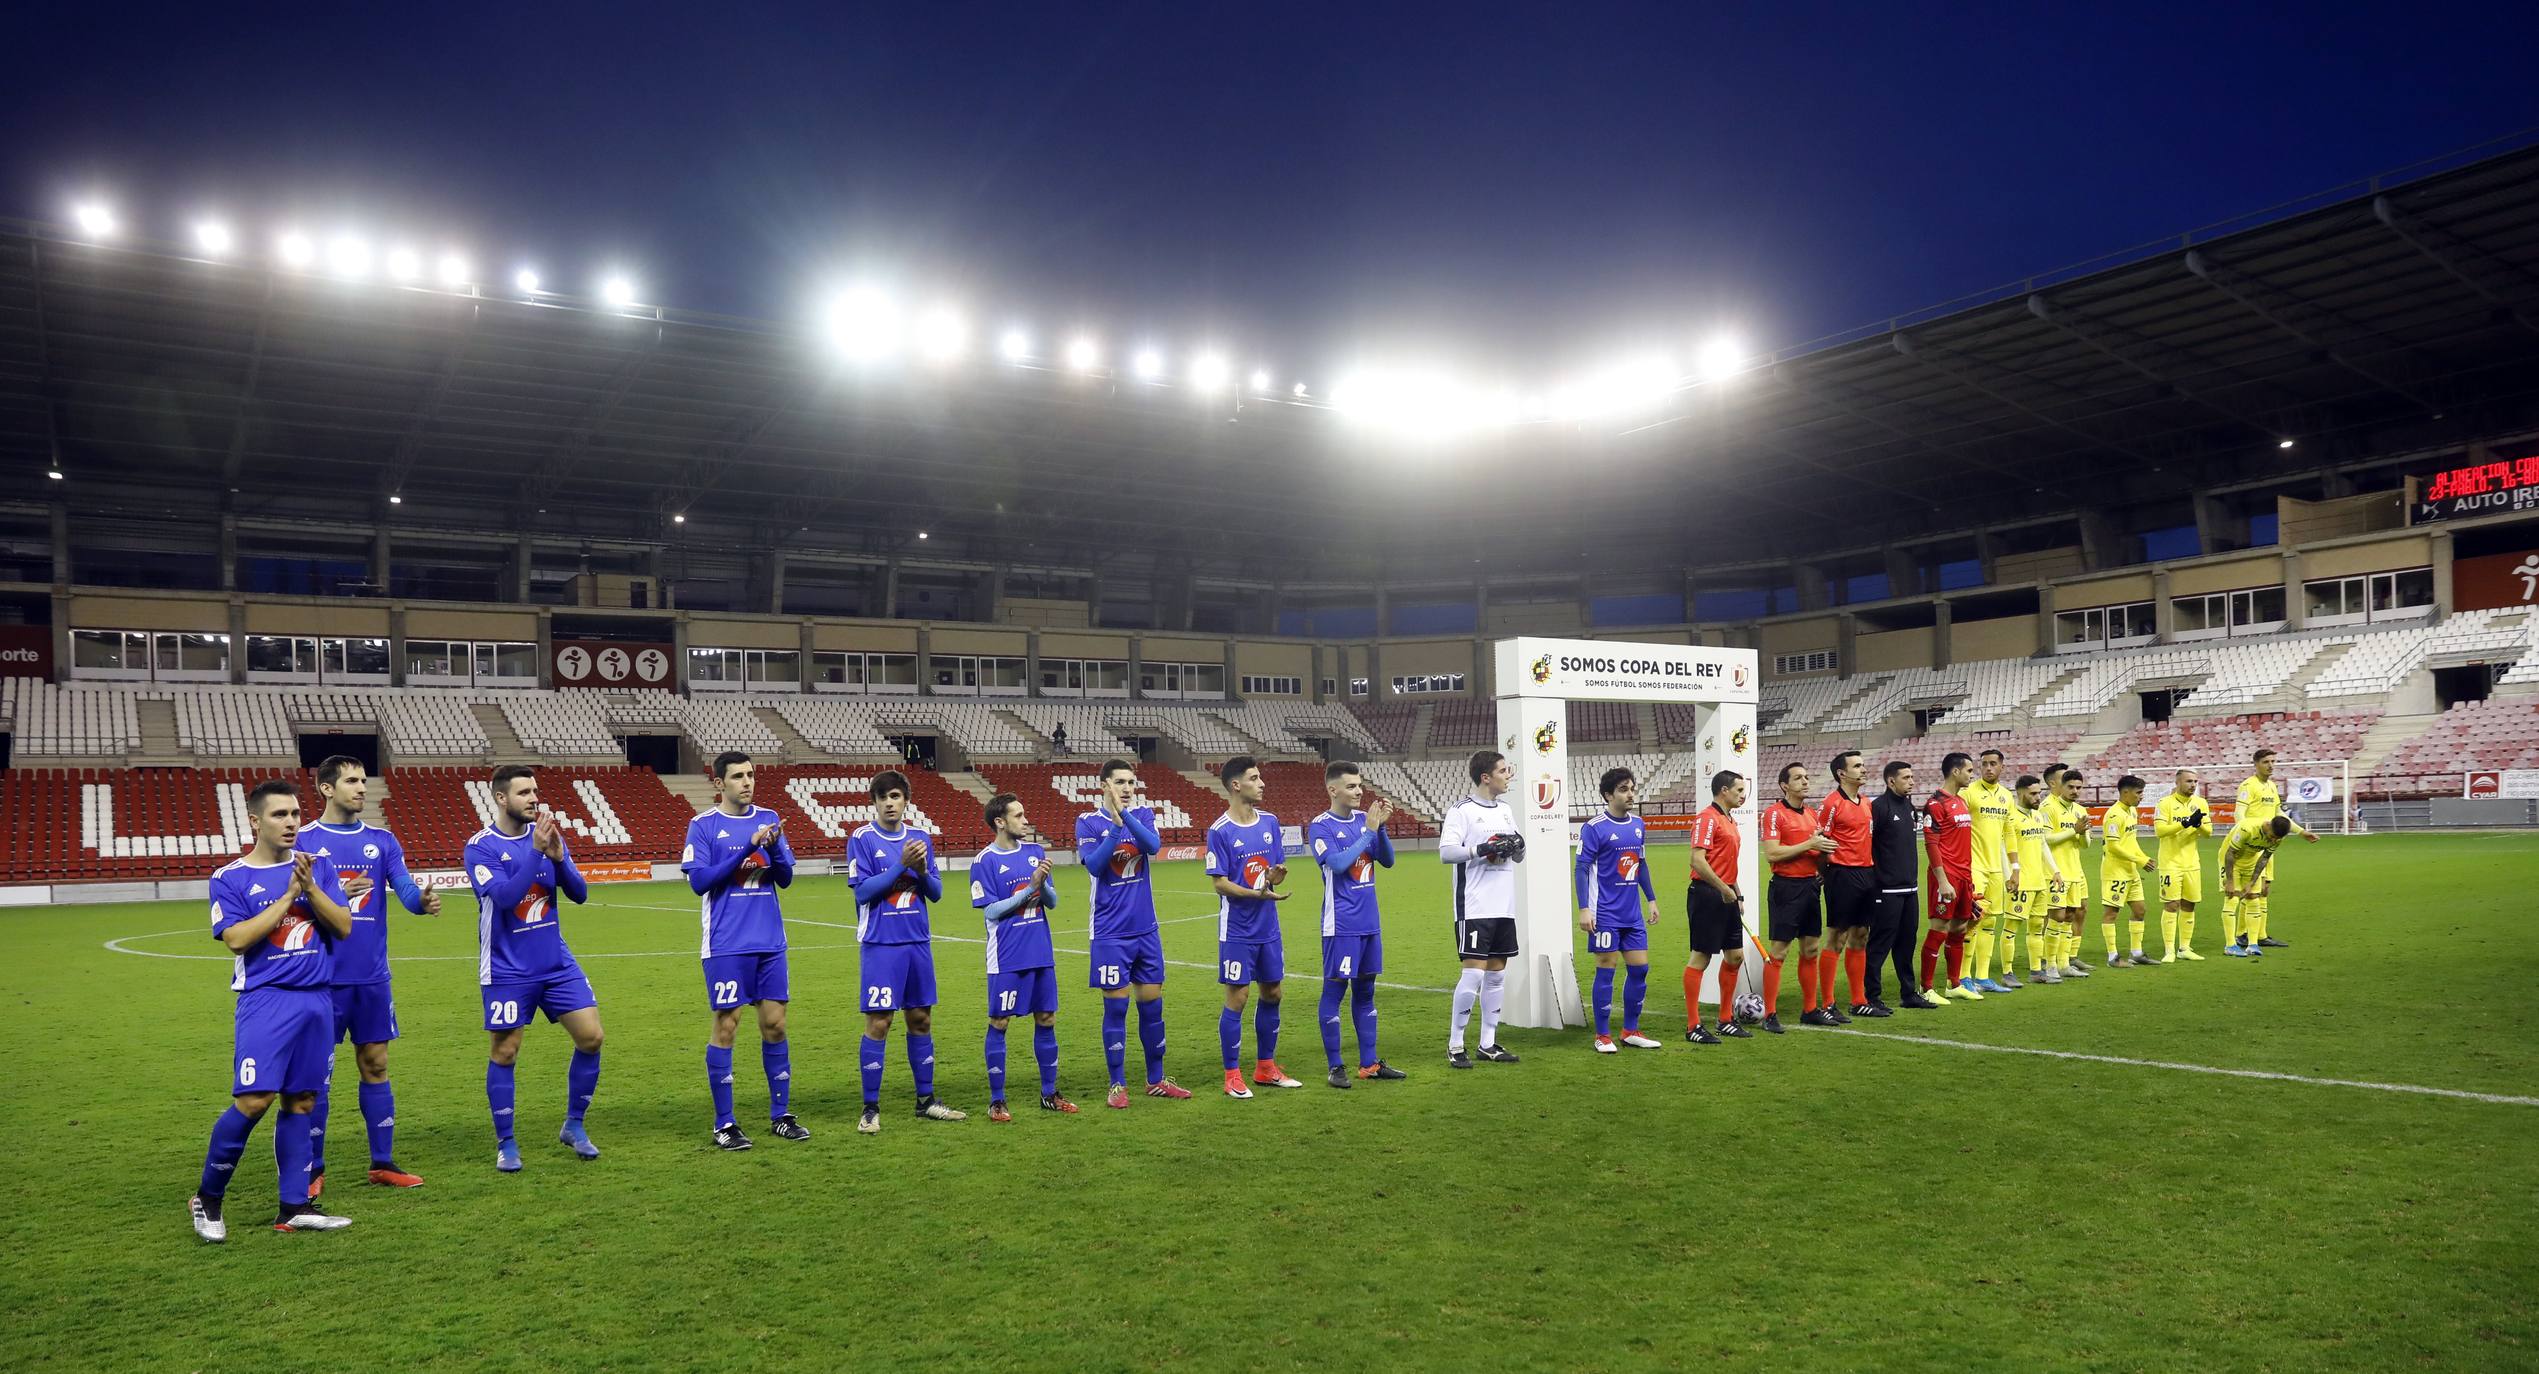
[[1410, 704, 1437, 755], [2348, 711, 2439, 782], [937, 771, 1001, 810], [660, 773, 720, 813], [469, 703, 527, 761], [751, 706, 819, 764], [133, 698, 189, 768], [2060, 728, 2130, 770], [1179, 769, 1230, 806], [994, 709, 1055, 753]]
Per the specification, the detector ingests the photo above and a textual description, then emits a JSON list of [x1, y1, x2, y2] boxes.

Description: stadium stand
[[1346, 703, 1418, 753], [1252, 761, 1433, 839], [767, 698, 898, 757], [2083, 710, 2381, 779], [498, 691, 619, 756], [1002, 703, 1136, 759], [2309, 608, 2531, 699], [1210, 702, 1384, 756], [1567, 701, 1636, 743], [874, 701, 1038, 758], [1426, 700, 1495, 748], [1758, 675, 1877, 734], [1099, 706, 1252, 757], [974, 763, 1225, 846], [747, 764, 990, 852], [678, 698, 784, 755], [9, 683, 145, 756], [2374, 697, 2539, 796]]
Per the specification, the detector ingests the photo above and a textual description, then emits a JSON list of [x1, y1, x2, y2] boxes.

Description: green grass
[[3, 834, 2535, 1371]]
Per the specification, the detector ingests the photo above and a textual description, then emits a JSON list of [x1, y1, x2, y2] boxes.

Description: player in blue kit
[[296, 755, 439, 1196], [848, 770, 966, 1134], [189, 779, 357, 1242], [1077, 759, 1192, 1108], [682, 751, 807, 1152], [1577, 766, 1663, 1053], [1307, 761, 1407, 1089], [465, 764, 603, 1173], [1208, 756, 1300, 1099], [971, 792, 1078, 1121]]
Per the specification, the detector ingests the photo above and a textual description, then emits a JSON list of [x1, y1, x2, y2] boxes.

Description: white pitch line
[[1823, 1027, 2539, 1108], [783, 917, 1456, 995]]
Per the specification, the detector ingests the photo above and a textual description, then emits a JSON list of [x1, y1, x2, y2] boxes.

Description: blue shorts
[[1320, 932, 1384, 980], [860, 943, 938, 1013], [234, 987, 335, 1095], [1088, 930, 1167, 990], [483, 968, 598, 1032], [703, 951, 790, 1009], [987, 965, 1060, 1019], [1588, 924, 1650, 955], [1217, 937, 1286, 987], [330, 982, 399, 1045]]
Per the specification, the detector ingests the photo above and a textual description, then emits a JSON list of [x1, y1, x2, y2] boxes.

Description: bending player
[[682, 751, 806, 1151], [1577, 766, 1661, 1052], [2153, 770, 2210, 962], [466, 764, 601, 1172], [848, 770, 965, 1133], [2232, 749, 2318, 949], [1440, 750, 1524, 1067], [972, 792, 1075, 1118], [1682, 771, 1753, 1041], [297, 755, 438, 1195], [2221, 813, 2297, 958], [1077, 760, 1190, 1105], [2098, 775, 2156, 966], [1307, 762, 1405, 1087], [1208, 756, 1301, 1098], [190, 780, 357, 1242]]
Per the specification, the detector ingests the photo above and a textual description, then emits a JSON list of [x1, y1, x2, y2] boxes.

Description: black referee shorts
[[1685, 884, 1747, 956], [1823, 864, 1877, 931], [1766, 874, 1824, 943], [1873, 885, 1917, 933]]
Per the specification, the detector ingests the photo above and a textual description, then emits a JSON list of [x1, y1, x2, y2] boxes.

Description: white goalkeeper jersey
[[1441, 795, 1520, 922]]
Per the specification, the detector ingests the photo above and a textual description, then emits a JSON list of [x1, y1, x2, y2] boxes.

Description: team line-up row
[[181, 744, 2304, 1241]]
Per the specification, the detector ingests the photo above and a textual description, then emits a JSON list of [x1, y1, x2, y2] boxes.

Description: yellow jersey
[[2011, 804, 2055, 892], [1965, 778, 2014, 876], [2101, 805, 2150, 877], [2045, 795, 2088, 876], [2237, 775, 2281, 829], [2223, 817, 2284, 868], [2153, 791, 2211, 872]]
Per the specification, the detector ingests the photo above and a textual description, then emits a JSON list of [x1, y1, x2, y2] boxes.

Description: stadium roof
[[6, 139, 2539, 588]]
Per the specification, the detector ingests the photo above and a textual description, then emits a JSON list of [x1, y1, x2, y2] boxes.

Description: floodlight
[[999, 329, 1030, 362], [194, 222, 233, 256], [1292, 382, 1308, 398], [1066, 337, 1101, 372], [601, 276, 636, 308], [437, 253, 470, 287], [384, 247, 421, 283], [72, 203, 115, 238], [388, 493, 403, 505], [1190, 353, 1230, 392], [327, 234, 371, 277], [672, 512, 687, 524], [277, 231, 316, 269], [1695, 335, 1745, 382], [2278, 438, 2296, 450], [1133, 348, 1164, 381], [515, 268, 541, 295], [827, 285, 901, 361], [1249, 369, 1272, 393], [915, 305, 967, 362]]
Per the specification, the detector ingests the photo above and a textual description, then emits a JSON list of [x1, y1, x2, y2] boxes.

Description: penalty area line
[[1825, 1027, 2539, 1108]]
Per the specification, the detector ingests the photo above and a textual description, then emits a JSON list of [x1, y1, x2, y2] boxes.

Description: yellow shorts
[[2047, 873, 2079, 909], [2101, 871, 2141, 907], [2012, 886, 2049, 920], [2226, 855, 2266, 894], [1974, 869, 2008, 918], [2159, 867, 2202, 905]]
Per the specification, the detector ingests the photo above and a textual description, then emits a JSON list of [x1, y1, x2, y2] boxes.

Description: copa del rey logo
[[1535, 772, 1562, 812]]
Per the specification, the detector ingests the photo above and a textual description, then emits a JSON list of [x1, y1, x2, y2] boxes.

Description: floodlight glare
[[1695, 335, 1745, 382], [1249, 369, 1272, 394], [1292, 382, 1308, 398], [1066, 337, 1101, 372], [514, 268, 541, 295], [2278, 438, 2296, 449], [914, 305, 968, 362], [384, 247, 421, 283], [1132, 348, 1164, 381], [601, 276, 637, 308], [999, 328, 1030, 362], [437, 253, 470, 287], [327, 234, 371, 278], [917, 531, 929, 540], [672, 512, 687, 524], [1556, 354, 1677, 420], [277, 231, 316, 270], [827, 285, 902, 362], [388, 493, 403, 505], [47, 466, 65, 481], [72, 203, 115, 238], [194, 222, 233, 256], [1190, 353, 1230, 393]]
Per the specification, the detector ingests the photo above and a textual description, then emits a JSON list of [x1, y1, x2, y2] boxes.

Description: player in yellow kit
[[1961, 749, 2021, 993], [2232, 749, 2317, 949], [2008, 775, 2064, 982], [2152, 770, 2211, 962], [2097, 774, 2156, 966], [2044, 767, 2093, 978], [2220, 813, 2296, 958]]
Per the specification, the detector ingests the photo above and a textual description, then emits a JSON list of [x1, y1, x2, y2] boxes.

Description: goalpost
[[1491, 636, 1760, 1029]]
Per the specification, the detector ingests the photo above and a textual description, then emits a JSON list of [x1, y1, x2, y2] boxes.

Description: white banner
[[2465, 769, 2539, 800], [2287, 776, 2335, 804], [1495, 637, 1760, 704]]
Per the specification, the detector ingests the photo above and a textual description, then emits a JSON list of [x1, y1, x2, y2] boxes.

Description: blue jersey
[[210, 854, 348, 994], [1307, 809, 1393, 937], [1206, 810, 1285, 942], [970, 841, 1058, 975], [1076, 805, 1162, 940], [464, 826, 589, 985], [295, 821, 421, 986], [1576, 812, 1655, 927], [681, 806, 794, 957], [848, 823, 939, 945]]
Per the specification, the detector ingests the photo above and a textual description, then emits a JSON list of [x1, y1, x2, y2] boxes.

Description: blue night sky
[[7, 2, 2534, 385]]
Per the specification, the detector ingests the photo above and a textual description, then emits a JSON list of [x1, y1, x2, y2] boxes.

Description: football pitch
[[4, 834, 2535, 1371]]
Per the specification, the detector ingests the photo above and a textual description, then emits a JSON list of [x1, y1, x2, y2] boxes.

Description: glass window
[[2375, 568, 2433, 612], [493, 642, 538, 679], [755, 649, 800, 686], [178, 633, 230, 672], [72, 630, 128, 670], [343, 638, 389, 676]]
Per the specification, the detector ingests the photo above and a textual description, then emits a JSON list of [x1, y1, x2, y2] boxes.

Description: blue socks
[[706, 1045, 736, 1130], [309, 1081, 331, 1174], [357, 1079, 395, 1167], [567, 1048, 600, 1123], [908, 1033, 936, 1099], [762, 1039, 791, 1120], [1593, 966, 1617, 1036], [1136, 997, 1168, 1084], [985, 1025, 1009, 1102], [275, 1107, 313, 1208], [198, 1105, 256, 1199], [1219, 1006, 1243, 1071], [1101, 997, 1130, 1087], [486, 1060, 517, 1142], [1256, 1001, 1281, 1063], [860, 1033, 887, 1106], [1623, 964, 1648, 1033], [1033, 1023, 1059, 1098], [1320, 979, 1348, 1070], [1351, 975, 1380, 1067]]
